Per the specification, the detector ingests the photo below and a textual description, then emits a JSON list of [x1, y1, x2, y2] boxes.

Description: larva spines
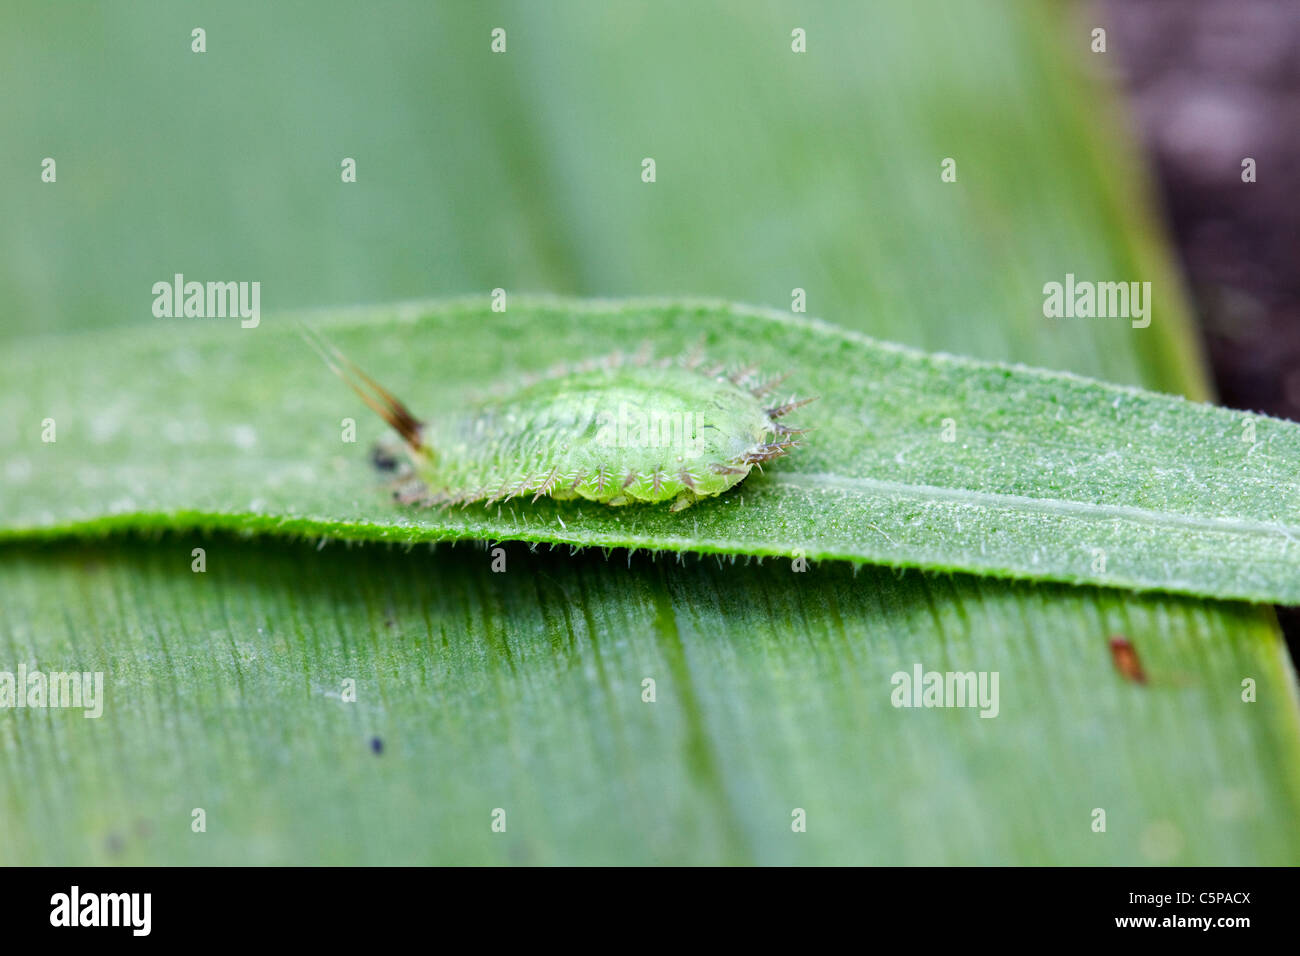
[[765, 396, 817, 419], [749, 373, 789, 398]]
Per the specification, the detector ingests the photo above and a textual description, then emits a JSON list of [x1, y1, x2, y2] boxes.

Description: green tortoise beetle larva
[[304, 329, 812, 512]]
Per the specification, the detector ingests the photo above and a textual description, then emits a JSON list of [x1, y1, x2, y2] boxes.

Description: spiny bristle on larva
[[769, 422, 808, 437], [355, 347, 813, 512], [728, 362, 760, 385], [750, 373, 790, 398], [736, 439, 801, 465], [530, 466, 562, 502], [765, 396, 817, 419]]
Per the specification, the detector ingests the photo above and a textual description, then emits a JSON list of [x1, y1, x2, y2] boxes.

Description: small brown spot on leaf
[[1109, 634, 1148, 684]]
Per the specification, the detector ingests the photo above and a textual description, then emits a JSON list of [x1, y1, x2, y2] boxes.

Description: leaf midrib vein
[[769, 472, 1300, 543]]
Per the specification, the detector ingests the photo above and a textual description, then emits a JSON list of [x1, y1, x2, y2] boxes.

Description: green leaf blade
[[3, 297, 1298, 603], [4, 538, 1297, 865]]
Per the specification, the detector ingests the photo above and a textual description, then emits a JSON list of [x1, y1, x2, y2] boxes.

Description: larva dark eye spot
[[370, 443, 400, 472]]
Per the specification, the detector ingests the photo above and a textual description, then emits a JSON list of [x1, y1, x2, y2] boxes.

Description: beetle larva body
[[303, 327, 808, 512]]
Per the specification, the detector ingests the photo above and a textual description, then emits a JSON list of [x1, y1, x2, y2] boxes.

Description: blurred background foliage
[[2, 0, 1297, 864], [3, 0, 1203, 392]]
